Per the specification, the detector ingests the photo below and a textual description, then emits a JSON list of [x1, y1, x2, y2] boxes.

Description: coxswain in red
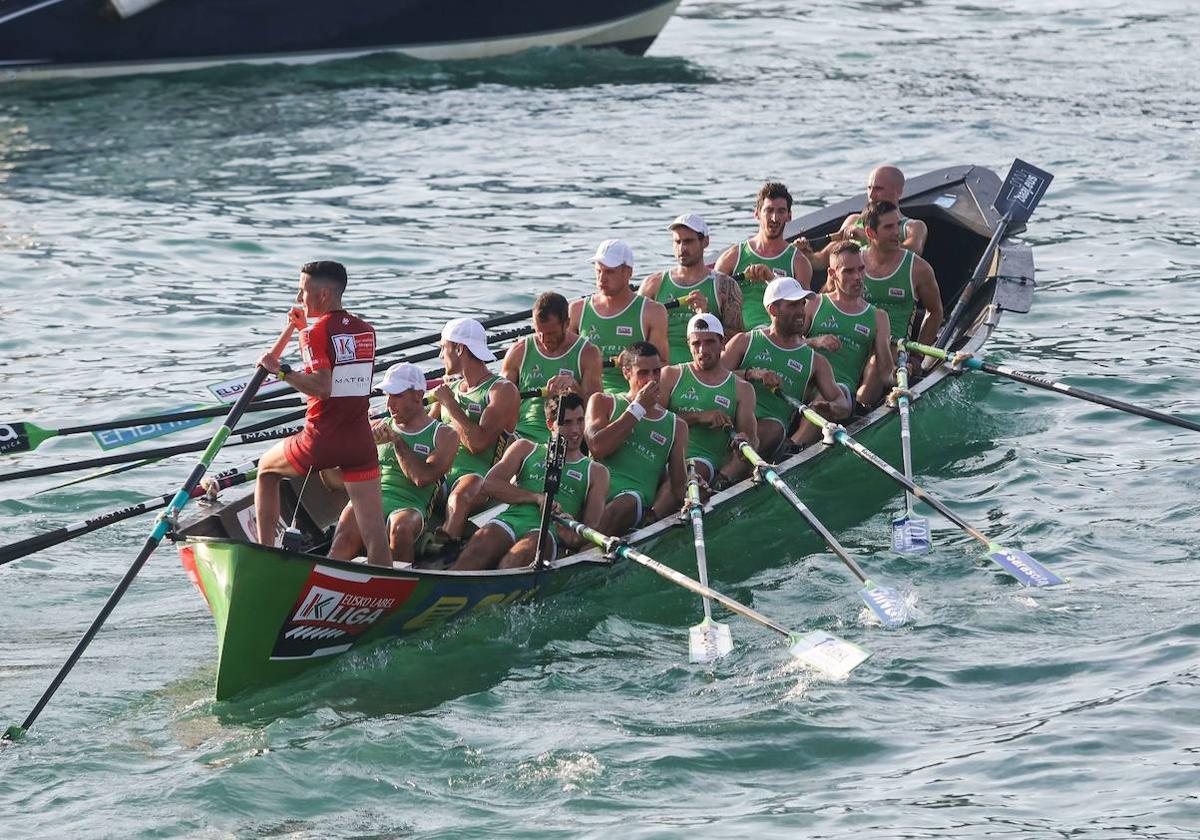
[[255, 260, 390, 567]]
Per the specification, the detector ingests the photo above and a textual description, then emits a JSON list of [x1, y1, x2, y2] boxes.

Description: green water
[[2, 1, 1199, 836]]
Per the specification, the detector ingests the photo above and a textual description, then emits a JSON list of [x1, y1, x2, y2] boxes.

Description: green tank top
[[379, 417, 442, 510], [656, 270, 717, 365], [580, 295, 647, 393], [808, 296, 877, 391], [442, 373, 505, 480], [668, 365, 739, 470], [508, 445, 593, 523], [743, 329, 814, 425], [862, 248, 916, 341], [602, 395, 677, 502], [515, 334, 586, 443], [733, 241, 796, 330]]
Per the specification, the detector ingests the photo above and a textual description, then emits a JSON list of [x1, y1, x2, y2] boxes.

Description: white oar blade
[[859, 583, 910, 629], [688, 619, 733, 664], [988, 545, 1066, 588], [891, 514, 931, 555], [787, 630, 870, 680]]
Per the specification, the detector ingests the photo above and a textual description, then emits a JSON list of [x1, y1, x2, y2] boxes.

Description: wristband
[[626, 402, 647, 421]]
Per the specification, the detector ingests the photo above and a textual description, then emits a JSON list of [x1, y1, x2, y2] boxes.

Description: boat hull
[[0, 0, 682, 81]]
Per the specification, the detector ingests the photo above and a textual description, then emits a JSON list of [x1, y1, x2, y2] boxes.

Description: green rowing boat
[[177, 164, 1040, 699]]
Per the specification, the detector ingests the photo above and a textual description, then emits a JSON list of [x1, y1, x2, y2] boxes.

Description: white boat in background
[[0, 0, 682, 81]]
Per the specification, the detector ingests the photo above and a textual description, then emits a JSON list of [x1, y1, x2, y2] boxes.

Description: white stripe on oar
[[685, 462, 733, 663], [890, 346, 931, 555]]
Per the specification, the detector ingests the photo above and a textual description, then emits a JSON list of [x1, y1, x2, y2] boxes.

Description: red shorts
[[284, 422, 379, 483]]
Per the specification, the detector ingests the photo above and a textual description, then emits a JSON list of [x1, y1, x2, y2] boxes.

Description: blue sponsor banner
[[91, 407, 211, 451]]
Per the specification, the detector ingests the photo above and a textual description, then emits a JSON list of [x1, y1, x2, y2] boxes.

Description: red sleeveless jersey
[[299, 309, 375, 433]]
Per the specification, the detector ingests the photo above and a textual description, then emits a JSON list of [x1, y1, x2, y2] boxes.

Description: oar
[[935, 159, 1052, 349], [685, 460, 733, 662], [555, 514, 870, 679], [733, 438, 910, 628], [787, 397, 1065, 588], [0, 397, 304, 457], [906, 341, 1200, 434], [2, 318, 298, 743], [0, 465, 257, 567], [532, 398, 569, 571], [890, 346, 931, 554]]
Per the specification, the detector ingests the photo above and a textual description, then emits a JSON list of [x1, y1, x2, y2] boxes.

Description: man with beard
[[714, 182, 813, 331], [569, 238, 669, 392], [428, 317, 520, 549], [452, 393, 609, 571], [585, 341, 689, 536], [860, 199, 942, 358], [639, 214, 744, 361], [328, 362, 459, 567], [804, 242, 895, 410], [502, 291, 603, 444], [661, 313, 757, 491], [721, 277, 849, 457]]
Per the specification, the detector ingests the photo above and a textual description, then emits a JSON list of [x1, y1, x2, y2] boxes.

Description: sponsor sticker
[[787, 359, 805, 373], [330, 361, 373, 398], [332, 331, 376, 364], [854, 324, 871, 336], [888, 287, 906, 298], [650, 430, 668, 446], [467, 402, 483, 414], [566, 468, 583, 482], [558, 368, 574, 377], [414, 443, 431, 455], [270, 565, 418, 660], [714, 394, 731, 408], [91, 407, 210, 450], [208, 374, 290, 404], [0, 423, 27, 454], [616, 325, 634, 337]]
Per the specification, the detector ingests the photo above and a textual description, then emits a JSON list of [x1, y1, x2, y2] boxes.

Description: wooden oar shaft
[[796, 404, 990, 546], [7, 324, 293, 741], [734, 440, 870, 584], [556, 516, 792, 638], [906, 341, 1200, 434]]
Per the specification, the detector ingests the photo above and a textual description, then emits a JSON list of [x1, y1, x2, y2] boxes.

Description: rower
[[255, 260, 390, 567], [713, 181, 813, 331], [639, 213, 744, 361], [660, 313, 757, 491], [804, 242, 894, 411], [801, 165, 930, 273], [569, 238, 669, 391], [721, 277, 849, 457], [501, 291, 603, 444], [585, 341, 689, 536], [859, 199, 942, 387], [428, 317, 520, 549], [328, 362, 458, 567], [452, 393, 609, 571]]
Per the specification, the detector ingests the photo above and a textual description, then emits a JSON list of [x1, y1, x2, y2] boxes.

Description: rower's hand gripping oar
[[532, 398, 568, 571], [786, 397, 1065, 588], [555, 514, 870, 679], [906, 341, 1200, 435], [685, 460, 733, 663], [733, 437, 910, 628], [2, 318, 299, 743], [935, 159, 1052, 349], [889, 345, 931, 554]]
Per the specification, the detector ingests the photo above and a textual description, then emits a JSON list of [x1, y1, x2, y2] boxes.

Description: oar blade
[[0, 422, 50, 456], [688, 618, 734, 664], [891, 513, 931, 555], [987, 544, 1066, 588], [787, 630, 870, 680], [2, 724, 25, 743], [859, 582, 910, 629]]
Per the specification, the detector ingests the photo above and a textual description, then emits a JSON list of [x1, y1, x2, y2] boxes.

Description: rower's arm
[[903, 218, 929, 255], [714, 272, 745, 337], [578, 341, 604, 401], [872, 310, 896, 388], [790, 248, 814, 291], [276, 367, 332, 401], [811, 354, 850, 416], [713, 244, 739, 276], [395, 425, 460, 488], [638, 271, 665, 300], [500, 340, 525, 388], [733, 378, 758, 450], [481, 440, 540, 506], [584, 392, 634, 460], [650, 417, 689, 521], [580, 463, 610, 532], [567, 298, 584, 335], [912, 256, 943, 347], [719, 331, 750, 375], [644, 300, 670, 366]]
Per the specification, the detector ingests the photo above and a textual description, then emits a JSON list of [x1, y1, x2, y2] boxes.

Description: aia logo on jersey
[[333, 332, 375, 364]]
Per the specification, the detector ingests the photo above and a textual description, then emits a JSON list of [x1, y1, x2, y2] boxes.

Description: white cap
[[763, 276, 815, 308], [441, 317, 496, 362], [687, 312, 724, 337], [379, 362, 427, 395], [667, 213, 710, 238], [592, 238, 634, 268]]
